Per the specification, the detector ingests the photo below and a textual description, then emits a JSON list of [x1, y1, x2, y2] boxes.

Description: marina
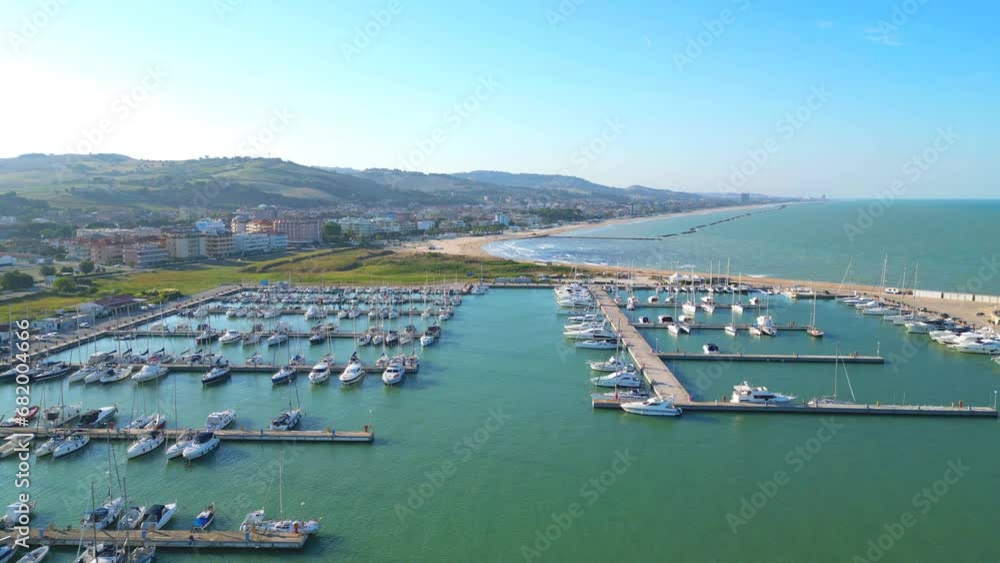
[[4, 281, 1000, 561], [585, 284, 997, 417]]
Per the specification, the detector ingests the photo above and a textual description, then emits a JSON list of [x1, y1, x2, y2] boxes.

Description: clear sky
[[1, 0, 996, 197]]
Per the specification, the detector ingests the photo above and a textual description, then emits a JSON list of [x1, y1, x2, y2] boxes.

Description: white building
[[194, 218, 228, 235], [232, 233, 288, 255]]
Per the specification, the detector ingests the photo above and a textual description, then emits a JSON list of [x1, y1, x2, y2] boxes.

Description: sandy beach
[[400, 203, 776, 260], [399, 204, 1000, 327]]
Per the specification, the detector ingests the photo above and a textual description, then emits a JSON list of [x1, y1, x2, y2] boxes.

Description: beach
[[401, 203, 1000, 327]]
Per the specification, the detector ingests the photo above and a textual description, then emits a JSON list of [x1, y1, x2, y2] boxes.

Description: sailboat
[[731, 272, 745, 314], [724, 263, 738, 336], [808, 347, 857, 406], [807, 290, 824, 337], [165, 374, 195, 459], [270, 377, 302, 431]]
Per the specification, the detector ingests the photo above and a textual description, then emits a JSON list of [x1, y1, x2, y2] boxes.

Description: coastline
[[399, 202, 779, 261], [399, 203, 999, 327]]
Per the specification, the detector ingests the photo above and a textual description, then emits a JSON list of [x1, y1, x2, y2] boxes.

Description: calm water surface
[[485, 200, 1000, 294], [5, 288, 1000, 562]]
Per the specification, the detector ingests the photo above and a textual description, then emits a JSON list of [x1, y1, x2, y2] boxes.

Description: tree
[[79, 260, 95, 274], [0, 271, 34, 291], [52, 276, 77, 293], [39, 265, 56, 277], [322, 222, 343, 243], [59, 266, 74, 274]]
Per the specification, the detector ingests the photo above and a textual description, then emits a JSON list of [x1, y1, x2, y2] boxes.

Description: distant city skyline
[[2, 0, 997, 198]]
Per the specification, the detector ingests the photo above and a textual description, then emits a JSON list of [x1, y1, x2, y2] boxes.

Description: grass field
[[0, 249, 568, 319]]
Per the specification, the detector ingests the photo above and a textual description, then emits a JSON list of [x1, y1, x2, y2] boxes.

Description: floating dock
[[656, 352, 884, 364], [0, 426, 374, 443], [587, 285, 998, 418], [53, 362, 420, 375], [590, 286, 691, 402], [635, 322, 811, 332], [592, 397, 997, 417], [27, 527, 308, 550], [107, 330, 365, 339]]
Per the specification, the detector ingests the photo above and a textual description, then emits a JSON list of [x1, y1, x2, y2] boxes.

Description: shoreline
[[400, 203, 999, 327], [399, 202, 781, 262]]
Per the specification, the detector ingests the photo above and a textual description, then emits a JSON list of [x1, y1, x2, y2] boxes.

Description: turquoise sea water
[[485, 200, 1000, 294], [4, 288, 1000, 562]]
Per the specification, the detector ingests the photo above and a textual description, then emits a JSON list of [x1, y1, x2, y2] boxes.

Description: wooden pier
[[587, 286, 998, 418], [0, 426, 374, 443], [592, 397, 997, 417], [590, 286, 691, 402], [635, 322, 812, 332], [656, 352, 884, 364], [54, 361, 420, 375], [28, 526, 308, 550], [109, 330, 363, 339]]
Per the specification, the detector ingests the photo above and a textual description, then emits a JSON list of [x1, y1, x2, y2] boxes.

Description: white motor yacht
[[731, 381, 795, 404], [382, 363, 404, 385], [182, 431, 220, 460], [590, 369, 643, 388], [308, 356, 333, 384], [339, 360, 366, 385], [219, 330, 242, 344], [132, 362, 169, 383], [204, 409, 236, 431], [621, 395, 682, 417]]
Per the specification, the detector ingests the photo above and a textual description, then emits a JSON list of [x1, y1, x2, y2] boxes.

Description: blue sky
[[1, 0, 996, 197]]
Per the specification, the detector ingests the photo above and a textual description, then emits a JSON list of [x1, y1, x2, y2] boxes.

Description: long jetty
[[27, 527, 308, 550], [587, 285, 997, 418], [656, 352, 884, 364], [0, 426, 374, 443], [590, 286, 690, 402]]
